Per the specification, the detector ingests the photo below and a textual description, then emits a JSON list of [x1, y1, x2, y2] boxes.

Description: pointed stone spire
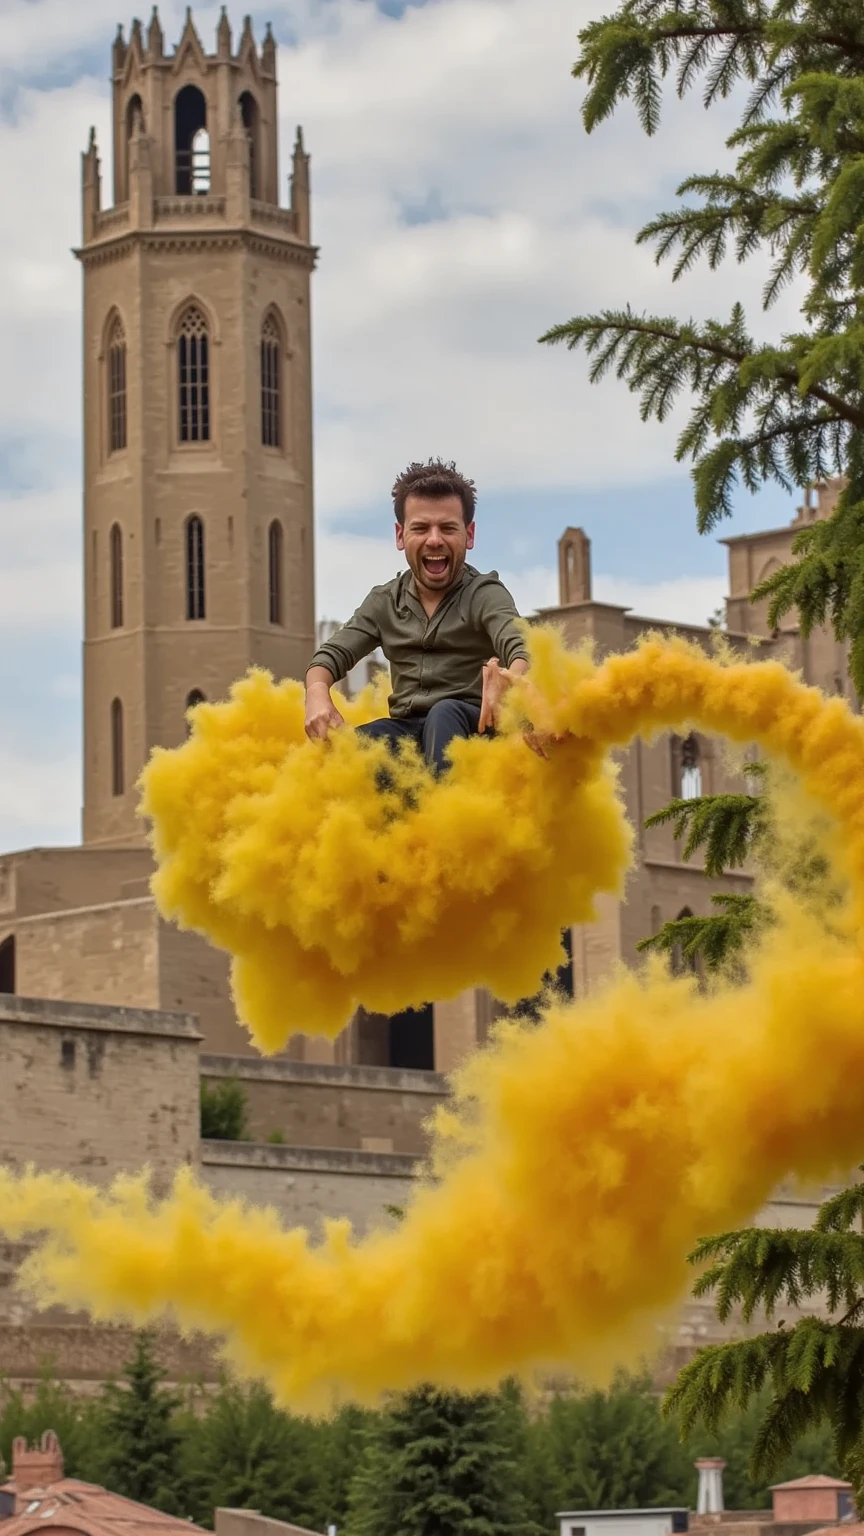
[[129, 16, 144, 56], [261, 22, 276, 74], [112, 23, 127, 74], [290, 124, 310, 241], [177, 5, 203, 60], [239, 14, 255, 58], [147, 6, 163, 58], [81, 126, 102, 242], [217, 5, 232, 58]]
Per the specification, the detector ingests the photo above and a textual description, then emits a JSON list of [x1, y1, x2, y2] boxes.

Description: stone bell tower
[[78, 8, 316, 847]]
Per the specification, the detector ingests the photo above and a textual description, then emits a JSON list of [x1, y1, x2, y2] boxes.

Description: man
[[304, 459, 532, 771]]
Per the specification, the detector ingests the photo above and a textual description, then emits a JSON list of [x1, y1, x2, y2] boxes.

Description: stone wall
[[13, 901, 161, 1013], [0, 995, 200, 1185], [0, 847, 153, 921], [201, 1054, 446, 1155], [201, 1140, 416, 1236]]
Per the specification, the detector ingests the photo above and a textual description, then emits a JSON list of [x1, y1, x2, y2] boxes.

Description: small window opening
[[108, 316, 127, 453], [268, 520, 284, 625], [174, 85, 208, 195], [177, 306, 210, 443], [110, 523, 124, 629], [261, 313, 281, 448], [185, 516, 206, 620], [239, 91, 260, 198], [679, 733, 702, 799], [110, 698, 124, 796]]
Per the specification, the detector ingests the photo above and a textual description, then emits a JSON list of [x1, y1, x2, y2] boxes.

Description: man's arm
[[305, 594, 383, 741], [473, 581, 530, 673], [305, 664, 345, 740]]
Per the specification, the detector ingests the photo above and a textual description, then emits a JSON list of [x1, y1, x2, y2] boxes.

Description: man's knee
[[422, 698, 482, 774], [425, 698, 480, 735]]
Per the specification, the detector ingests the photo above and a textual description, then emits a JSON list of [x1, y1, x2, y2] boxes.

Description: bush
[[200, 1077, 248, 1141]]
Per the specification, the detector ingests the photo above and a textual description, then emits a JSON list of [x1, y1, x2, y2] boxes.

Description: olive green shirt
[[309, 564, 529, 719]]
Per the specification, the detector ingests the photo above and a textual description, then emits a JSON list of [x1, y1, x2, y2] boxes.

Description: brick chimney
[[11, 1433, 63, 1493]]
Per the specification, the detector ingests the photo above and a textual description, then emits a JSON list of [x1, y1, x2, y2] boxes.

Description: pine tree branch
[[637, 893, 763, 969], [543, 312, 864, 430], [643, 790, 766, 873]]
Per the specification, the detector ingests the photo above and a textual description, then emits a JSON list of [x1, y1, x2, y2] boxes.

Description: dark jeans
[[356, 697, 483, 776]]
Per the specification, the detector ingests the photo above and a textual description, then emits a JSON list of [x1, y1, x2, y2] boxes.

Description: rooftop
[[0, 1480, 208, 1536]]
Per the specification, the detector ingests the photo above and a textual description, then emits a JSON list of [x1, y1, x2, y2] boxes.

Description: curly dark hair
[[391, 459, 477, 527]]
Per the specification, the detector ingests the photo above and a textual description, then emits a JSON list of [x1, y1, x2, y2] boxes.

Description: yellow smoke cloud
[[139, 637, 632, 1049], [2, 631, 864, 1411]]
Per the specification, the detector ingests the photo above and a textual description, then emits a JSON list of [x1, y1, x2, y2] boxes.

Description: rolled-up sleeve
[[472, 579, 530, 668], [308, 594, 382, 682]]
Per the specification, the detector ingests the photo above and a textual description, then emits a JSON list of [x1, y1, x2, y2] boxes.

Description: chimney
[[558, 527, 591, 606], [696, 1458, 726, 1515], [12, 1433, 64, 1494]]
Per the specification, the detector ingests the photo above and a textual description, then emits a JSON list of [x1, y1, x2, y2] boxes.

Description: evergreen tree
[[97, 1333, 185, 1514], [180, 1379, 325, 1532], [686, 1389, 840, 1506], [545, 1373, 692, 1514], [314, 1402, 380, 1532], [344, 1384, 539, 1536], [665, 1179, 864, 1501], [542, 0, 864, 692], [629, 778, 864, 1495]]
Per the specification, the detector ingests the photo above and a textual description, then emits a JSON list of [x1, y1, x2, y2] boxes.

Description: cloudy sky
[[0, 0, 807, 851]]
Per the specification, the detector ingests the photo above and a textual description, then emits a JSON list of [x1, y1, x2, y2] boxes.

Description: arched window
[[174, 85, 208, 195], [680, 733, 702, 799], [268, 520, 283, 625], [126, 93, 144, 140], [239, 92, 260, 198], [110, 699, 124, 797], [0, 935, 15, 995], [185, 515, 206, 620], [108, 316, 127, 453], [124, 94, 144, 197], [185, 688, 206, 737], [672, 732, 702, 800], [671, 908, 699, 977], [109, 523, 124, 628], [261, 313, 281, 448], [177, 305, 210, 443]]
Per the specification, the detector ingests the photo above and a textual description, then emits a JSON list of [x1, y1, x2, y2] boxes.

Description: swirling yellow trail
[[1, 633, 863, 1411]]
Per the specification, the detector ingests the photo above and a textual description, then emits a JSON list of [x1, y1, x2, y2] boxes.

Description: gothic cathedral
[[79, 8, 316, 847]]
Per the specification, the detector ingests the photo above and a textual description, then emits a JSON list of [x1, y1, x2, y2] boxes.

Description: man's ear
[[395, 521, 406, 551], [465, 521, 476, 551]]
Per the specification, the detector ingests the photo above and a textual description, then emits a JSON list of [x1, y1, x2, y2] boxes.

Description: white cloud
[[593, 573, 727, 629], [0, 748, 80, 847], [0, 487, 80, 625]]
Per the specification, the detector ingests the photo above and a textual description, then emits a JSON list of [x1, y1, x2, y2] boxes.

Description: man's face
[[395, 494, 475, 594]]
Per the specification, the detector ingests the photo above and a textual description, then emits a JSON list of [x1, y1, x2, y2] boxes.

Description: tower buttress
[[76, 11, 318, 847]]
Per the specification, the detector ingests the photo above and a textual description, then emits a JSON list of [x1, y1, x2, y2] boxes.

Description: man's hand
[[305, 669, 345, 741], [479, 657, 509, 735], [479, 657, 558, 759]]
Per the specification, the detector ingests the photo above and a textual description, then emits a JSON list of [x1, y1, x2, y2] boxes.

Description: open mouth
[[422, 555, 450, 579]]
